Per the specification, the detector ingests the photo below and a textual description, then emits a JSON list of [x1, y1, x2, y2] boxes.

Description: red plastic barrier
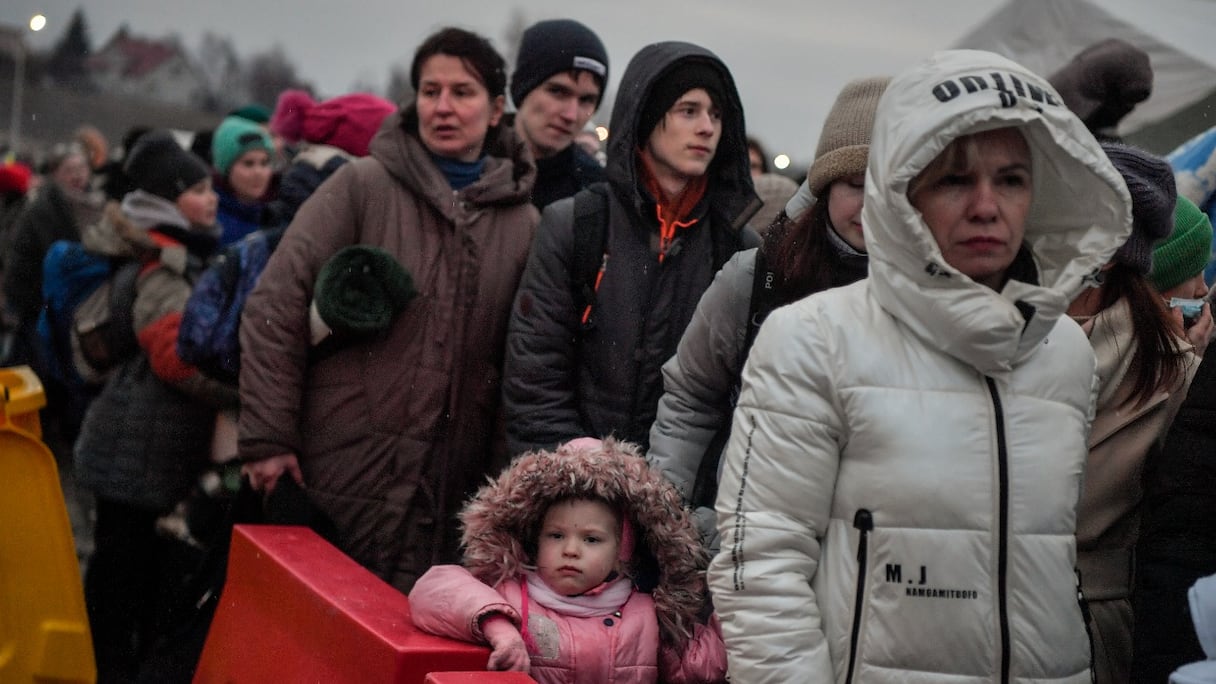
[[194, 524, 530, 683]]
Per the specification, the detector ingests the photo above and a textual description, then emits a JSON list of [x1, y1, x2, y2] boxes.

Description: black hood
[[606, 41, 759, 229]]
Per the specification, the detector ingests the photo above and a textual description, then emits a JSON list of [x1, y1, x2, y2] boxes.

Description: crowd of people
[[1, 18, 1215, 684]]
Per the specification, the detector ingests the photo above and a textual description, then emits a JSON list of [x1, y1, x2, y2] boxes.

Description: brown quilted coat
[[239, 107, 539, 591]]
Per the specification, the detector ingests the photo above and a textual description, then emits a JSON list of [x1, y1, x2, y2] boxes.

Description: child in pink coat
[[409, 437, 726, 683]]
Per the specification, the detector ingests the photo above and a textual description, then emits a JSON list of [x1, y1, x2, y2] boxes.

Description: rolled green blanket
[[312, 245, 416, 340]]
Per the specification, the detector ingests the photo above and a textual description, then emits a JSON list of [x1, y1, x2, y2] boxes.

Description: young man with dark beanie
[[503, 41, 760, 456], [509, 18, 609, 209]]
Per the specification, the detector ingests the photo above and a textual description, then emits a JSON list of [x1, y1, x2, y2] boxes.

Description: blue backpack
[[177, 227, 284, 384], [36, 240, 141, 389]]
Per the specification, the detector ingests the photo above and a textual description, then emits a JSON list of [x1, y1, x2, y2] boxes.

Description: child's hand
[[481, 615, 530, 672]]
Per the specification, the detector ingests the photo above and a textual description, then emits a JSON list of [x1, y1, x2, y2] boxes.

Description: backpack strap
[[103, 259, 143, 366], [742, 248, 780, 359], [690, 247, 781, 509], [571, 184, 612, 332]]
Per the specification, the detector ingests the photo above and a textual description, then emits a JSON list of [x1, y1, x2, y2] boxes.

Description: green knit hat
[[210, 115, 275, 177], [314, 245, 417, 337], [1150, 195, 1213, 292], [228, 103, 271, 124]]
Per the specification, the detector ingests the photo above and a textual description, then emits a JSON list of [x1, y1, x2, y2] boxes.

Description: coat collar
[[367, 106, 536, 219]]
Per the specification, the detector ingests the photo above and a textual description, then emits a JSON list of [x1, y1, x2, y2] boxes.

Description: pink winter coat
[[409, 565, 726, 684]]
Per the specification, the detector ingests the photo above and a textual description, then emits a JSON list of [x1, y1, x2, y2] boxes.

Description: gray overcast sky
[[2, 0, 1007, 168]]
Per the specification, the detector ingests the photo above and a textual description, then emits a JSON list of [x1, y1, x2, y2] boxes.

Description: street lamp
[[1, 15, 44, 155]]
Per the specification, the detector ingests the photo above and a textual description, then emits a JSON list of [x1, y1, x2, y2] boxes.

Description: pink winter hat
[[270, 89, 395, 158]]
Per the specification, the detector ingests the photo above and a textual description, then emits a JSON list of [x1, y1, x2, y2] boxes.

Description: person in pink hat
[[267, 89, 396, 225], [0, 160, 33, 251]]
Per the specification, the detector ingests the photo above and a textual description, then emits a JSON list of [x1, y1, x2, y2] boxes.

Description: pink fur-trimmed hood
[[459, 438, 707, 647]]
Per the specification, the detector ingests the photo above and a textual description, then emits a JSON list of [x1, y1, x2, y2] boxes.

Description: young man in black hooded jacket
[[503, 41, 760, 456]]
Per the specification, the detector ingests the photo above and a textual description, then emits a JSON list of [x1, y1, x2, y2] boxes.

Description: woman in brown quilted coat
[[238, 27, 538, 593]]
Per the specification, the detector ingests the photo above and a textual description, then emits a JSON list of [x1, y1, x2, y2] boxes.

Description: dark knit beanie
[[807, 76, 890, 197], [1102, 142, 1176, 274], [123, 130, 210, 201], [510, 19, 608, 109], [211, 116, 275, 177], [637, 61, 727, 142], [314, 246, 417, 337], [1150, 196, 1213, 292]]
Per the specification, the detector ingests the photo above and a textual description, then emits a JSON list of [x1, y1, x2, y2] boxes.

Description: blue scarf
[[216, 186, 266, 246], [431, 153, 486, 190]]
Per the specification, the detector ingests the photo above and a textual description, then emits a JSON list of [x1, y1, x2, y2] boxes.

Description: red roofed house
[[87, 27, 209, 108]]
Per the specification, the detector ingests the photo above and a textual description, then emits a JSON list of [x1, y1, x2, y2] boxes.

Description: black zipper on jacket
[[844, 508, 873, 684], [985, 377, 1011, 684], [1076, 568, 1097, 684]]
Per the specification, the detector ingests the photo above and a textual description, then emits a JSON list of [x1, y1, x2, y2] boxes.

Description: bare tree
[[502, 7, 529, 71], [245, 45, 312, 108], [48, 8, 93, 90], [385, 64, 413, 108], [195, 31, 247, 112], [346, 67, 383, 100]]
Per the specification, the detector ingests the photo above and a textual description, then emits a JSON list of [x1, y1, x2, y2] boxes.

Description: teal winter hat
[[228, 103, 272, 124], [1150, 195, 1214, 292], [210, 116, 274, 176]]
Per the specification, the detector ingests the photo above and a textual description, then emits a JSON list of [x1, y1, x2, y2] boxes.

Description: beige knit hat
[[807, 76, 891, 197]]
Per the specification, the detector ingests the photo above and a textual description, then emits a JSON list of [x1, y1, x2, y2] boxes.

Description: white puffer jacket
[[708, 50, 1133, 684]]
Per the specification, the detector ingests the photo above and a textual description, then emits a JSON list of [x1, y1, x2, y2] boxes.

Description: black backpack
[[568, 183, 771, 508], [570, 183, 749, 333]]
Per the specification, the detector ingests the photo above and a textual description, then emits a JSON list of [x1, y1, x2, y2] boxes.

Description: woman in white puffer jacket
[[708, 49, 1134, 683]]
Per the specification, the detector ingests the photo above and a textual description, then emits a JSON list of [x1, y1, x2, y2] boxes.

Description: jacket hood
[[80, 201, 194, 275], [81, 200, 168, 258], [368, 105, 536, 214], [605, 41, 759, 230], [460, 438, 706, 647], [864, 49, 1133, 377]]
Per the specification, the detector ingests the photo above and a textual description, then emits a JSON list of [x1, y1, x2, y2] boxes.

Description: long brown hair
[[761, 198, 848, 305], [1095, 262, 1188, 406]]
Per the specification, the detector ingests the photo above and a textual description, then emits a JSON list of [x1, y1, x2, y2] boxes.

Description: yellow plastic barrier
[[0, 366, 95, 683]]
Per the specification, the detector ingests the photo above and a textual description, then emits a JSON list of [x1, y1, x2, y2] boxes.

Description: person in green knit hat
[[1065, 142, 1203, 684], [1133, 201, 1216, 682], [1152, 195, 1214, 349], [210, 115, 277, 246]]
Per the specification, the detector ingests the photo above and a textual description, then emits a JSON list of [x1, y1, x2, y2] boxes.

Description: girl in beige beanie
[[646, 76, 889, 550]]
